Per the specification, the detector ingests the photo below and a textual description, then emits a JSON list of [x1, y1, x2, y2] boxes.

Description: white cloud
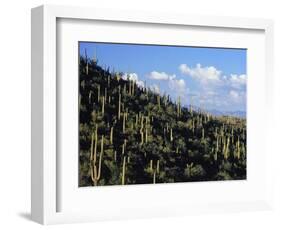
[[121, 72, 144, 89], [229, 74, 247, 89], [147, 71, 176, 81], [229, 90, 239, 100], [136, 80, 145, 88], [147, 71, 187, 99], [168, 78, 186, 93], [146, 65, 246, 111], [149, 84, 160, 94], [229, 90, 245, 103], [148, 71, 186, 93], [121, 72, 138, 81], [179, 63, 247, 90], [206, 91, 218, 96], [179, 63, 247, 109], [179, 63, 221, 84]]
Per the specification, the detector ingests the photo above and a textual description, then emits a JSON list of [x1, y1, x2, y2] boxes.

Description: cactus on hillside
[[129, 80, 132, 95], [88, 91, 92, 104], [141, 115, 144, 130], [236, 137, 240, 159], [101, 96, 105, 115], [121, 156, 127, 185], [145, 127, 148, 143], [140, 130, 144, 145], [157, 95, 160, 109], [192, 119, 195, 134], [110, 126, 114, 144], [107, 75, 110, 87], [118, 92, 121, 120], [135, 114, 138, 126], [215, 136, 219, 161], [132, 80, 135, 95], [186, 162, 194, 178], [122, 142, 125, 155], [123, 112, 126, 133], [90, 134, 104, 186], [148, 159, 160, 184], [177, 96, 181, 117], [97, 85, 100, 102], [224, 136, 230, 160], [123, 83, 126, 95], [202, 127, 205, 141]]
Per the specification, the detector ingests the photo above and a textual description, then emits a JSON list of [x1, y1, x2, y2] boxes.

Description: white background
[[0, 0, 280, 229]]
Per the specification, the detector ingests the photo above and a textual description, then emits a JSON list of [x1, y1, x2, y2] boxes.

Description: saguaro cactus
[[192, 119, 195, 134], [79, 93, 81, 109], [186, 162, 194, 178], [122, 143, 125, 155], [140, 130, 144, 145], [149, 159, 160, 184], [107, 75, 110, 88], [150, 159, 153, 171], [132, 80, 135, 95], [123, 113, 126, 133], [145, 116, 149, 126], [116, 73, 121, 82], [201, 127, 205, 141], [156, 160, 160, 174], [88, 91, 92, 104], [236, 137, 240, 159], [110, 126, 114, 144], [101, 96, 105, 115], [190, 96, 193, 115], [86, 62, 89, 75], [90, 125, 98, 162], [90, 134, 104, 186], [121, 156, 127, 185], [177, 96, 181, 117], [118, 92, 121, 120], [128, 80, 132, 96], [97, 85, 100, 102], [135, 114, 138, 126], [164, 95, 167, 107], [170, 128, 173, 142], [104, 88, 107, 104], [145, 127, 148, 143], [215, 136, 219, 161], [224, 136, 230, 160], [123, 83, 126, 95], [157, 95, 160, 109]]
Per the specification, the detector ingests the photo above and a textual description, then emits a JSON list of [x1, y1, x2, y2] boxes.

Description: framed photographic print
[[31, 5, 274, 224], [78, 42, 247, 187]]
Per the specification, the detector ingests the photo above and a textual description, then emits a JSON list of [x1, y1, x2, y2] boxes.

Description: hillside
[[79, 56, 247, 187]]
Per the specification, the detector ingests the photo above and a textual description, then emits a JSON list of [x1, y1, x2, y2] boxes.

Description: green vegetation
[[79, 55, 247, 187]]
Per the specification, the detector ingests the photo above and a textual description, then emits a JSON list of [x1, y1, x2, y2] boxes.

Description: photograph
[[78, 42, 247, 187]]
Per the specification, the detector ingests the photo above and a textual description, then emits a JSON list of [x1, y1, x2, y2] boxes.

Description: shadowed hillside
[[79, 56, 246, 187]]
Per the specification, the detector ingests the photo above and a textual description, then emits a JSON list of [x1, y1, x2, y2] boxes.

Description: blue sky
[[79, 42, 247, 113]]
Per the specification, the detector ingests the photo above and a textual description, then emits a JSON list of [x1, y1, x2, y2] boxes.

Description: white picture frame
[[31, 4, 274, 225]]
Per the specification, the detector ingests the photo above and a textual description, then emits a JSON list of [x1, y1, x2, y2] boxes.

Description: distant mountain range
[[207, 109, 246, 118], [182, 105, 246, 118]]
